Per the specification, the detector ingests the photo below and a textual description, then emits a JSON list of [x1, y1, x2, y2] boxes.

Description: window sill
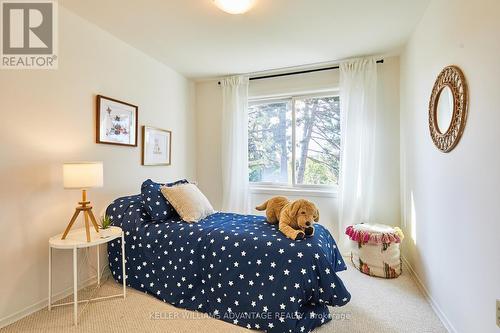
[[249, 185, 338, 198]]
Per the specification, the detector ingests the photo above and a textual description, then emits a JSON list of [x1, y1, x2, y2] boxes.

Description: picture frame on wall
[[142, 126, 172, 166], [96, 95, 138, 147]]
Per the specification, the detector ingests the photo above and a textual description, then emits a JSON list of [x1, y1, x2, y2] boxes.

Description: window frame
[[248, 90, 340, 193]]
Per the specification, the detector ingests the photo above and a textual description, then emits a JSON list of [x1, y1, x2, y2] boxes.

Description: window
[[248, 93, 341, 188]]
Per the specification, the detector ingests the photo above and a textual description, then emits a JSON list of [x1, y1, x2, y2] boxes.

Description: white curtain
[[220, 76, 250, 214], [338, 58, 378, 251]]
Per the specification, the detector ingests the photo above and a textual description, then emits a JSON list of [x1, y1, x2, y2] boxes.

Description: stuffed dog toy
[[256, 196, 319, 240]]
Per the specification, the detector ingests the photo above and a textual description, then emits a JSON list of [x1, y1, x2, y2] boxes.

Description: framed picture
[[142, 126, 172, 166], [96, 95, 138, 147]]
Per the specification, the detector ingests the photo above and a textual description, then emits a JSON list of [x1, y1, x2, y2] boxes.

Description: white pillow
[[160, 183, 214, 222]]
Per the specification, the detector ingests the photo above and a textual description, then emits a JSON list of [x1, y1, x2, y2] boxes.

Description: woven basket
[[345, 223, 404, 278]]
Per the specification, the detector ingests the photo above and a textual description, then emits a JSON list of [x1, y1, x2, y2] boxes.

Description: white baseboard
[[401, 256, 457, 333], [0, 268, 111, 329]]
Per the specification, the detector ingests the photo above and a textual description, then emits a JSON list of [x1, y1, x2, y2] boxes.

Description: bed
[[106, 194, 351, 333]]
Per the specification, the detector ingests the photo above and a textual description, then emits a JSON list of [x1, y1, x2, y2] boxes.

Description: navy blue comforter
[[107, 195, 350, 333]]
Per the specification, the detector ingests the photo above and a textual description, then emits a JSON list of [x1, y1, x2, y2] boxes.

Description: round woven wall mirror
[[428, 65, 468, 152]]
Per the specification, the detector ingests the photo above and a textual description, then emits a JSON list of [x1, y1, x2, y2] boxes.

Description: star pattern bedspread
[[107, 195, 350, 333]]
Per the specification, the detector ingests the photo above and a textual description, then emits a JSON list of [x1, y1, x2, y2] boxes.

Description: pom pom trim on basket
[[345, 225, 404, 244]]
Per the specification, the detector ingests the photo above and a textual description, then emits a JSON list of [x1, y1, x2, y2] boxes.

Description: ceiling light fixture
[[213, 0, 256, 15]]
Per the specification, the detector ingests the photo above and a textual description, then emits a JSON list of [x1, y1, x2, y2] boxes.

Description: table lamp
[[62, 162, 103, 242]]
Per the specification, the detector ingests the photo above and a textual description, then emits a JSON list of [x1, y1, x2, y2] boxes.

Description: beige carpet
[[2, 262, 446, 333]]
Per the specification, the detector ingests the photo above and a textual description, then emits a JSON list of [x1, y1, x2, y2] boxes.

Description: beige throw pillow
[[160, 183, 215, 222]]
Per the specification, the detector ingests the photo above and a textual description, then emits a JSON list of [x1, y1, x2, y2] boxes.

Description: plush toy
[[256, 196, 319, 240]]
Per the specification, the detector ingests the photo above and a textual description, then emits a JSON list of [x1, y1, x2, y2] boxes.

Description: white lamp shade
[[213, 0, 255, 14], [63, 162, 103, 189]]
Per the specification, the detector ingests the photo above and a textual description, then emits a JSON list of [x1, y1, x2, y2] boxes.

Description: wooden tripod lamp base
[[62, 189, 100, 242]]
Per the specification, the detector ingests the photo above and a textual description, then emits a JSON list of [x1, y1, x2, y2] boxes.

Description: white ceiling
[[61, 0, 430, 79]]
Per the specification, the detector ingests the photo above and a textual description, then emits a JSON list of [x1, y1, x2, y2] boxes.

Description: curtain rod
[[217, 59, 384, 85]]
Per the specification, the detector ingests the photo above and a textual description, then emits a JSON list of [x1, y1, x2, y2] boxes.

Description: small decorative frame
[[142, 126, 172, 166], [96, 95, 138, 147], [428, 65, 469, 152]]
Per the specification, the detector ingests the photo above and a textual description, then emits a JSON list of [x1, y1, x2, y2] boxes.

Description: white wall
[[195, 57, 400, 239], [195, 80, 222, 209], [400, 0, 500, 332], [0, 6, 196, 326]]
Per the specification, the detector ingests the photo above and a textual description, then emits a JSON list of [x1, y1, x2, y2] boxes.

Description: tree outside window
[[248, 94, 340, 187]]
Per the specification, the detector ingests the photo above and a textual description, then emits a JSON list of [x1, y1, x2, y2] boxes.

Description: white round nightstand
[[48, 226, 126, 326]]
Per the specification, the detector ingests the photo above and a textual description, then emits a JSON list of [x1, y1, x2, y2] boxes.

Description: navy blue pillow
[[141, 179, 188, 220]]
